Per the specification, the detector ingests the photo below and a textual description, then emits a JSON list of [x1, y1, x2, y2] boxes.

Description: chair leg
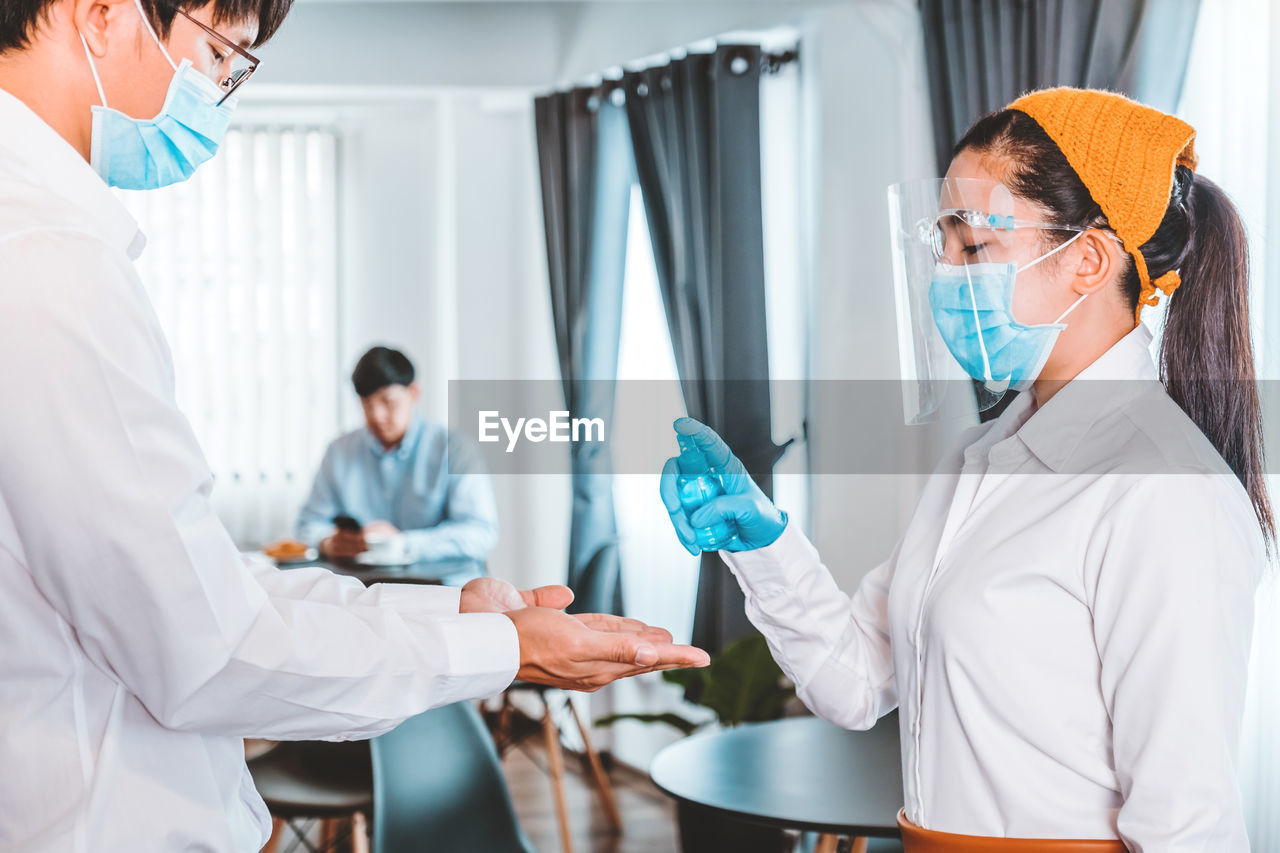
[[351, 812, 369, 853], [277, 818, 312, 853], [260, 818, 287, 853], [319, 819, 337, 851], [542, 703, 575, 853], [815, 834, 841, 853], [493, 692, 516, 757], [565, 696, 622, 830]]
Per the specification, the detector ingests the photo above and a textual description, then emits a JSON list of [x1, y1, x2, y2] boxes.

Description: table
[[650, 713, 903, 848], [280, 556, 484, 587]]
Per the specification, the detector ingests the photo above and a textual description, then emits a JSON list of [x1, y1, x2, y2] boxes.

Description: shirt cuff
[[425, 612, 521, 702], [720, 523, 821, 598], [400, 530, 430, 562], [367, 582, 462, 616], [363, 585, 519, 700]]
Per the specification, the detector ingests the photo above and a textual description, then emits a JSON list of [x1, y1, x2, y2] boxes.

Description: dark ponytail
[[1157, 173, 1273, 542], [956, 110, 1274, 543]]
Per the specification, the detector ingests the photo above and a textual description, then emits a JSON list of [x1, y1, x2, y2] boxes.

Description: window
[[605, 185, 708, 768], [604, 48, 809, 768], [612, 53, 807, 646], [118, 126, 341, 548], [1175, 0, 1272, 372], [1177, 3, 1280, 845], [613, 185, 699, 645]]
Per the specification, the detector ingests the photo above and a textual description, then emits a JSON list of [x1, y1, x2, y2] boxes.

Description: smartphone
[[332, 514, 362, 533]]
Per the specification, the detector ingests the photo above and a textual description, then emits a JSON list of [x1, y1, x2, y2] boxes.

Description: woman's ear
[[1070, 230, 1124, 296], [74, 0, 135, 58]]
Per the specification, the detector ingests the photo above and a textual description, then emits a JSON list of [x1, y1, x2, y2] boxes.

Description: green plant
[[595, 633, 795, 735]]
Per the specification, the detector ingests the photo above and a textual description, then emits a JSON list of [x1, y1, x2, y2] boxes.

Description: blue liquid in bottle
[[675, 433, 738, 550]]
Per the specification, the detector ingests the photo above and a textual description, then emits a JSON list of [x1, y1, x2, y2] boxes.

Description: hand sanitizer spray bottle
[[675, 433, 738, 550]]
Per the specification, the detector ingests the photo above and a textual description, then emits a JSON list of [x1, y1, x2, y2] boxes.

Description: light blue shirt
[[296, 415, 499, 563]]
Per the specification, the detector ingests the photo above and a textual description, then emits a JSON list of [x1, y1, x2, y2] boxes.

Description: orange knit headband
[[1006, 87, 1198, 324]]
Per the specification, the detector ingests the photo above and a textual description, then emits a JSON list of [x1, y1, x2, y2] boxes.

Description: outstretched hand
[[504, 606, 709, 691], [460, 576, 575, 614], [459, 577, 708, 690]]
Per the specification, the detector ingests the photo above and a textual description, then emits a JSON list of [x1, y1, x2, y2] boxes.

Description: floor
[[503, 742, 680, 853]]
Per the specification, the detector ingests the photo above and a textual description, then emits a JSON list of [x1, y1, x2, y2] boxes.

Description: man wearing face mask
[[0, 2, 708, 850]]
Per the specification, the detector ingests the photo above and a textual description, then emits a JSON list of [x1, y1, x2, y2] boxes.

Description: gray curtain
[[622, 46, 785, 654], [534, 88, 634, 615], [922, 0, 1203, 173]]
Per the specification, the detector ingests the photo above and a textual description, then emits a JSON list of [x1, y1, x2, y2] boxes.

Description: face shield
[[887, 178, 1091, 424]]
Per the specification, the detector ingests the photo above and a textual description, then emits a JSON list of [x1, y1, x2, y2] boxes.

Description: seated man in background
[[298, 346, 499, 563]]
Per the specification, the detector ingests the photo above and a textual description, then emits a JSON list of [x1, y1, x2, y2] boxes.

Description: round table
[[650, 712, 904, 848]]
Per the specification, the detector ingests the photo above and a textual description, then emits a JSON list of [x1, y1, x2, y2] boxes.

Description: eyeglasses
[[174, 8, 260, 106], [915, 209, 1100, 261]]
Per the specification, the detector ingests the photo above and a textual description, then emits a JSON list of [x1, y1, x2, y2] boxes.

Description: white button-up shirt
[[0, 90, 519, 852], [725, 326, 1262, 849]]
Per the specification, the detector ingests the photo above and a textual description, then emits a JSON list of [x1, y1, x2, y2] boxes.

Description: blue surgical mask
[[79, 0, 236, 190], [928, 232, 1087, 393]]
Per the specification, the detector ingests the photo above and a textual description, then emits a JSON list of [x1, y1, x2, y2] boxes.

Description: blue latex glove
[[659, 417, 788, 554]]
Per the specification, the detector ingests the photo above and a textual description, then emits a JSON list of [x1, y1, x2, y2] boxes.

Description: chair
[[245, 573, 437, 853], [370, 700, 535, 853], [488, 682, 622, 853], [248, 569, 488, 852], [248, 739, 372, 853]]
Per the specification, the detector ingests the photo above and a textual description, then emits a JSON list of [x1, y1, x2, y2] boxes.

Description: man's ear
[[74, 0, 136, 58], [407, 382, 421, 404], [1070, 230, 1124, 296]]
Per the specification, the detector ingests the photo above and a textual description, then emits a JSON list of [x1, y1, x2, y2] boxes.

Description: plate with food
[[262, 539, 317, 564]]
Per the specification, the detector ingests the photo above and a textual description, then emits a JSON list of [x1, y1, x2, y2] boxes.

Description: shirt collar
[[0, 87, 146, 259], [1015, 324, 1161, 472], [366, 414, 425, 461]]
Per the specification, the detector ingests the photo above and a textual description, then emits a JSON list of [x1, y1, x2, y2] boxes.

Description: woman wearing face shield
[[661, 88, 1270, 850]]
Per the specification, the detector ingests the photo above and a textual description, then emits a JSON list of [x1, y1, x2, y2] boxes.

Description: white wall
[[255, 2, 570, 89], [793, 2, 944, 586], [448, 94, 573, 593]]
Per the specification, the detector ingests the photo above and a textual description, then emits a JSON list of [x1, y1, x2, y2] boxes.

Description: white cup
[[362, 531, 409, 563]]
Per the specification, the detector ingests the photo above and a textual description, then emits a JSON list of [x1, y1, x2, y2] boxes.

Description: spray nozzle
[[677, 433, 711, 474]]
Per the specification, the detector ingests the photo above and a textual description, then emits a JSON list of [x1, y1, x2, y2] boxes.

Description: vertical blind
[[119, 126, 342, 548]]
